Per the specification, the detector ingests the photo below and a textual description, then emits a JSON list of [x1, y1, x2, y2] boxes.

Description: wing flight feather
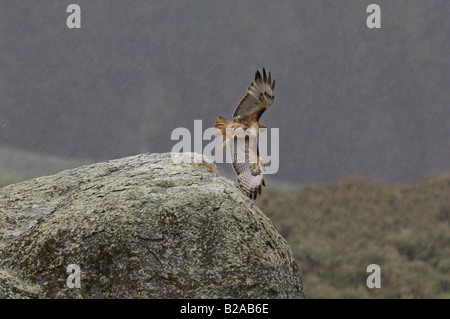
[[233, 68, 275, 122], [231, 136, 265, 199]]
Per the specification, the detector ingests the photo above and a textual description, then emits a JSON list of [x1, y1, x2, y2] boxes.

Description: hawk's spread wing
[[231, 136, 265, 199], [233, 68, 275, 122]]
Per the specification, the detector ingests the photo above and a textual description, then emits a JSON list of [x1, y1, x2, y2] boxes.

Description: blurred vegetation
[[256, 174, 450, 298]]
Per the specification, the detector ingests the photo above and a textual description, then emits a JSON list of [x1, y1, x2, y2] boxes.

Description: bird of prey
[[215, 68, 276, 199]]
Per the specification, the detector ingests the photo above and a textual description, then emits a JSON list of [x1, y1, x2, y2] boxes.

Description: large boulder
[[0, 153, 304, 298]]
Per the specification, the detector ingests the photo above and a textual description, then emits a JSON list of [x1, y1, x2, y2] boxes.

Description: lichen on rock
[[0, 152, 304, 298]]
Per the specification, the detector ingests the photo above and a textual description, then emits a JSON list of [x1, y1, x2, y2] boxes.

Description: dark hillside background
[[1, 1, 449, 184]]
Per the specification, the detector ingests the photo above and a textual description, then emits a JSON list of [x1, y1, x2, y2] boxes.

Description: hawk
[[215, 68, 276, 199]]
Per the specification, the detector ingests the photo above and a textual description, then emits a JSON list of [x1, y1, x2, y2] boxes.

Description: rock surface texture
[[0, 153, 304, 298]]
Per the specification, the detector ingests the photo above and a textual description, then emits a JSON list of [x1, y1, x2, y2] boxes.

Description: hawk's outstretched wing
[[233, 68, 276, 123], [231, 136, 265, 199], [216, 68, 275, 200]]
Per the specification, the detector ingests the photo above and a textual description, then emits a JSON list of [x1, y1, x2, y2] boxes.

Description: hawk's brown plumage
[[215, 68, 276, 199]]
